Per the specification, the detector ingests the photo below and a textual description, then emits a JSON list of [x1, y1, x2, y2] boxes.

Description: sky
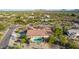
[[0, 0, 79, 9]]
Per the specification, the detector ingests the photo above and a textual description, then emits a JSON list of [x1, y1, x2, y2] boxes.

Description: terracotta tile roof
[[27, 28, 52, 37]]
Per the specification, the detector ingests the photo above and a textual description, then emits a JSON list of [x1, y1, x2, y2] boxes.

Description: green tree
[[69, 41, 78, 49], [15, 45, 21, 49], [0, 23, 5, 31], [77, 16, 79, 19], [0, 33, 3, 39], [60, 35, 68, 46], [54, 27, 63, 37], [14, 19, 26, 25], [21, 35, 27, 43], [16, 16, 21, 19], [48, 35, 56, 45], [71, 13, 76, 17]]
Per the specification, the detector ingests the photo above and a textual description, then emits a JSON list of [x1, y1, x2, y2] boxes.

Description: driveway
[[0, 25, 19, 49]]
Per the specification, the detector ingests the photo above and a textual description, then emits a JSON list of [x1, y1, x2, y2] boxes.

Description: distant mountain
[[0, 9, 79, 12]]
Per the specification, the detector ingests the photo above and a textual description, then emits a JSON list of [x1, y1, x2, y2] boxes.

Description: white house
[[67, 29, 79, 40]]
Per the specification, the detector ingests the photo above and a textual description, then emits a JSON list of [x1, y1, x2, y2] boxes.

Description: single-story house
[[26, 26, 53, 43]]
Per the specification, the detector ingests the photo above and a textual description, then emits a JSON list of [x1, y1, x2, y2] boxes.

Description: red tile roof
[[27, 27, 52, 37]]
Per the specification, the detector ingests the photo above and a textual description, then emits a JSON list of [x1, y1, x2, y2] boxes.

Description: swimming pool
[[31, 36, 43, 43]]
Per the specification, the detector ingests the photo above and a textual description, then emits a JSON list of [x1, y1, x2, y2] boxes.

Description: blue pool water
[[31, 37, 43, 43]]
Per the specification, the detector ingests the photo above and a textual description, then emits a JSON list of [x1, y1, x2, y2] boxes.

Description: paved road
[[0, 25, 18, 49]]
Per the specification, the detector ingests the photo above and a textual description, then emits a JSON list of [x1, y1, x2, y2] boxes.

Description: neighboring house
[[28, 16, 35, 19], [44, 14, 50, 19], [72, 19, 79, 24], [67, 29, 79, 40], [41, 19, 51, 22], [11, 32, 17, 40], [72, 23, 79, 28]]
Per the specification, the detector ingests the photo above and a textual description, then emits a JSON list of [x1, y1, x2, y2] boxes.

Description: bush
[[0, 23, 5, 31], [59, 35, 68, 46], [21, 35, 27, 43], [69, 41, 78, 49], [14, 19, 26, 25], [71, 13, 76, 17], [54, 27, 63, 37], [48, 35, 56, 45]]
